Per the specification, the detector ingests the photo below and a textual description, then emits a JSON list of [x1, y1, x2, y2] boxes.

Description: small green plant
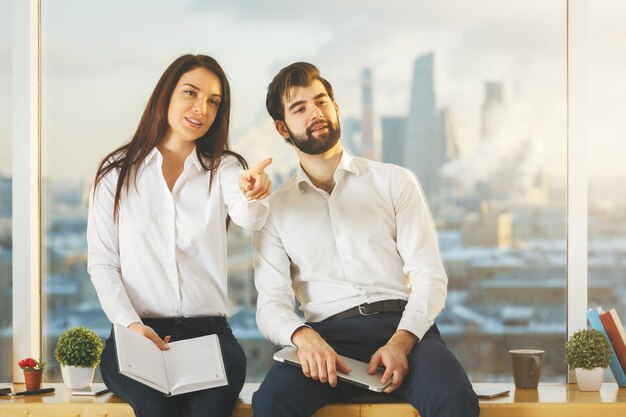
[[565, 329, 611, 370], [55, 327, 103, 368]]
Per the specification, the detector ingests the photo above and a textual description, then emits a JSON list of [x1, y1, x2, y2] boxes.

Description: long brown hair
[[93, 54, 247, 219]]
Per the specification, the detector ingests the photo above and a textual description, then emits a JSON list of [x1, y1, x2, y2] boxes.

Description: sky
[[0, 0, 624, 187]]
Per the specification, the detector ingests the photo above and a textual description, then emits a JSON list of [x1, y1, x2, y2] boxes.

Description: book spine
[[600, 309, 626, 377], [587, 308, 626, 387]]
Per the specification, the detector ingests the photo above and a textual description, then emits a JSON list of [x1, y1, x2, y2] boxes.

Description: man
[[252, 62, 479, 417]]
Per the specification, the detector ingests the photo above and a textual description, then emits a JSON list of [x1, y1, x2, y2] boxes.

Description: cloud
[[440, 90, 546, 195], [6, 0, 592, 181], [232, 120, 298, 180]]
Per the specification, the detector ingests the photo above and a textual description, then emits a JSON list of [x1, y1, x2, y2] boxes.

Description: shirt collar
[[143, 147, 203, 172], [296, 149, 360, 193], [336, 149, 360, 176], [144, 147, 160, 166], [185, 149, 203, 172]]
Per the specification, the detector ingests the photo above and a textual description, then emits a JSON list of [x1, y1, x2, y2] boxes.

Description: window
[[0, 0, 13, 382], [588, 0, 626, 359], [38, 0, 567, 382], [398, 3, 567, 382]]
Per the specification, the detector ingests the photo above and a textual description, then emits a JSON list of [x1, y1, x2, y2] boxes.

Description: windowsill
[[0, 382, 625, 417]]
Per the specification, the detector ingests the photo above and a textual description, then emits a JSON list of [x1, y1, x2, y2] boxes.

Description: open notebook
[[114, 323, 227, 396]]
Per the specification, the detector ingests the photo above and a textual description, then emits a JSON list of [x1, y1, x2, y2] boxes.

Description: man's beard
[[286, 119, 341, 155]]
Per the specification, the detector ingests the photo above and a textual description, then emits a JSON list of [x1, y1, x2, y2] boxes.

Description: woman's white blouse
[[87, 148, 269, 327]]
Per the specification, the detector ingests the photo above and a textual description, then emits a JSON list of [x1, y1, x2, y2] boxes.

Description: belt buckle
[[358, 304, 379, 316]]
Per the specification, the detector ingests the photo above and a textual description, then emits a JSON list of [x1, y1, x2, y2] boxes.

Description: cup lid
[[509, 349, 545, 354]]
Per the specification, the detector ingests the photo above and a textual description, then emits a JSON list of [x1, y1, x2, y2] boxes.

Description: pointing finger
[[248, 158, 273, 177]]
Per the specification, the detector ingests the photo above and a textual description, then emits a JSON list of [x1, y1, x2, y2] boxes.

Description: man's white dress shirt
[[88, 148, 269, 327], [253, 151, 447, 347]]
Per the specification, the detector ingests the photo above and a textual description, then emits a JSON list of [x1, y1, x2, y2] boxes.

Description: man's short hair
[[266, 62, 335, 121]]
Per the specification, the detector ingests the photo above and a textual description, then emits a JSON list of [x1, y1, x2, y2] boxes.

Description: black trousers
[[100, 317, 246, 417], [252, 315, 479, 417]]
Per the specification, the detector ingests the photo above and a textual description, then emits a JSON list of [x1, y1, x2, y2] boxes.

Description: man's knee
[[252, 371, 331, 417], [403, 335, 478, 416], [439, 381, 479, 417], [403, 378, 478, 417]]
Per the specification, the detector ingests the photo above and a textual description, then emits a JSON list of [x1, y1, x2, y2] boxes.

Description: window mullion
[[11, 0, 41, 383], [566, 0, 588, 381]]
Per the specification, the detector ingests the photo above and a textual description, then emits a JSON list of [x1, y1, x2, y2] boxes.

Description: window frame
[[10, 0, 588, 383], [12, 0, 41, 382], [566, 0, 588, 341]]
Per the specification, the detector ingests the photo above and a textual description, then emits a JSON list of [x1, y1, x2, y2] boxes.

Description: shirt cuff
[[280, 321, 310, 348], [115, 311, 142, 329], [248, 197, 270, 209], [397, 313, 432, 342], [238, 188, 271, 205]]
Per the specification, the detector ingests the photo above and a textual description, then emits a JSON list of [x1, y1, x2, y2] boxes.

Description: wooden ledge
[[1, 382, 625, 417]]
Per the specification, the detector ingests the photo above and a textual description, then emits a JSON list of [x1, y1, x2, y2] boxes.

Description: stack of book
[[587, 307, 626, 387]]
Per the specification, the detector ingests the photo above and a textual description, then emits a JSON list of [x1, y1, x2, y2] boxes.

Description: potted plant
[[55, 327, 104, 389], [565, 329, 611, 391], [18, 357, 46, 390]]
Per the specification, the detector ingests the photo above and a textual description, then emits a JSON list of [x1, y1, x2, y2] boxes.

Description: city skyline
[[2, 1, 625, 182], [1, 0, 569, 183], [2, 0, 626, 386]]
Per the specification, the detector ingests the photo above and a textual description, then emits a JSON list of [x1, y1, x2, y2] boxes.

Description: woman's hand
[[128, 322, 171, 350], [240, 158, 273, 200]]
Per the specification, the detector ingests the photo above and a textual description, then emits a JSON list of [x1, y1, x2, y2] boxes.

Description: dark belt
[[324, 300, 407, 321], [142, 316, 226, 328]]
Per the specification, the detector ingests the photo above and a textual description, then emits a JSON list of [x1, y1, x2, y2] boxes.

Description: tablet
[[474, 388, 510, 399], [273, 347, 390, 393], [71, 384, 110, 396]]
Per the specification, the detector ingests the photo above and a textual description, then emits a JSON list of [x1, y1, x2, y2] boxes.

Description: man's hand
[[291, 326, 352, 387], [128, 322, 171, 350], [368, 330, 418, 393], [240, 158, 273, 200]]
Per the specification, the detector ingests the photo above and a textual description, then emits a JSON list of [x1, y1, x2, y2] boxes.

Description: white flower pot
[[575, 367, 604, 391], [60, 365, 95, 389]]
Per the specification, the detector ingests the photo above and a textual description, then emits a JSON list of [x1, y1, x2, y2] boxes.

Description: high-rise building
[[403, 53, 441, 199], [360, 68, 376, 160], [439, 107, 459, 163], [382, 117, 405, 166], [0, 176, 11, 219], [481, 81, 504, 139], [340, 116, 362, 157]]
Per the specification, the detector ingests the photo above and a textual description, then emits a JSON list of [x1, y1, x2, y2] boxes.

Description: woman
[[87, 54, 271, 417]]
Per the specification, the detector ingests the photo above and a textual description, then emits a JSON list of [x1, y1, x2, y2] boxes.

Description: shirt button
[[344, 260, 351, 265]]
